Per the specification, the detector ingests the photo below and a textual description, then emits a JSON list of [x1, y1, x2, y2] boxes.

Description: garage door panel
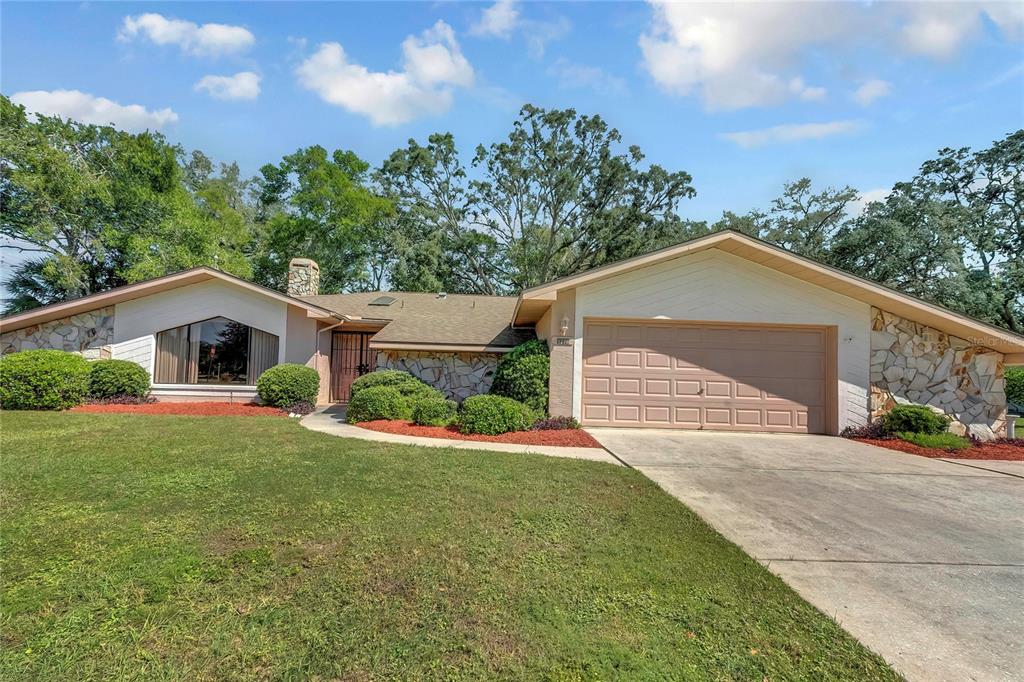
[[582, 320, 829, 433]]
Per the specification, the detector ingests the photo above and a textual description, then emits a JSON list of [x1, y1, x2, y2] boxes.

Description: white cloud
[[194, 71, 261, 100], [853, 78, 892, 106], [721, 120, 863, 149], [295, 21, 473, 126], [639, 1, 841, 110], [849, 187, 890, 216], [119, 13, 254, 57], [893, 2, 1023, 59], [10, 89, 178, 132], [547, 58, 627, 96], [470, 0, 520, 39]]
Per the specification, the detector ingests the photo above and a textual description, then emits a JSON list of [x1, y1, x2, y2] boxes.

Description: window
[[154, 317, 279, 385]]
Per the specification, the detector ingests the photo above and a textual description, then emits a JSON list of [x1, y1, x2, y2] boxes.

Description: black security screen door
[[331, 332, 376, 402]]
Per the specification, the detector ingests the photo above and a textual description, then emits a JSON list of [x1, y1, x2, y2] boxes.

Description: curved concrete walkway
[[301, 406, 621, 465]]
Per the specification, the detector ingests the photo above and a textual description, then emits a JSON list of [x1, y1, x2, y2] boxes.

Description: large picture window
[[154, 317, 279, 385]]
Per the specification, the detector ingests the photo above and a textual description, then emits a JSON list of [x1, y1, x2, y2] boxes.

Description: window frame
[[153, 316, 279, 386]]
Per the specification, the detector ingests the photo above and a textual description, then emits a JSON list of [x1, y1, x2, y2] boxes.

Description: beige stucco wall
[[568, 249, 873, 431], [535, 290, 576, 418]]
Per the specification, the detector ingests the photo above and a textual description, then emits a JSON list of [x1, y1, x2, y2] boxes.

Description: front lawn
[[1, 413, 896, 680]]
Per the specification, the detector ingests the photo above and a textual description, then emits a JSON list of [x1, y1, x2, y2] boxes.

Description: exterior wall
[[1, 306, 114, 359], [535, 290, 576, 418], [871, 308, 1006, 439], [284, 306, 319, 365], [571, 249, 873, 432], [376, 350, 499, 402], [110, 335, 155, 375]]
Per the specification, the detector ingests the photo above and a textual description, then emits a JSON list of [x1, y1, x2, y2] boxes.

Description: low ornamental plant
[[489, 339, 550, 413], [257, 364, 320, 408], [88, 359, 150, 399], [0, 349, 91, 410], [350, 370, 438, 399], [896, 431, 972, 451], [880, 404, 949, 436], [347, 386, 413, 423], [839, 421, 889, 440], [459, 395, 534, 435], [412, 397, 458, 427], [531, 415, 581, 431], [286, 400, 316, 416]]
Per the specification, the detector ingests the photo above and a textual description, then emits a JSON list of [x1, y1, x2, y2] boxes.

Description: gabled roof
[[301, 291, 535, 351], [513, 230, 1024, 357], [0, 267, 341, 333]]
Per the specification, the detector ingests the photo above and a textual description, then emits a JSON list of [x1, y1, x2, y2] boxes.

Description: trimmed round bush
[[256, 363, 320, 408], [413, 397, 458, 427], [490, 339, 549, 413], [88, 359, 150, 399], [881, 404, 949, 435], [459, 394, 534, 435], [350, 370, 434, 398], [1006, 367, 1023, 410], [0, 349, 91, 410], [347, 386, 413, 423]]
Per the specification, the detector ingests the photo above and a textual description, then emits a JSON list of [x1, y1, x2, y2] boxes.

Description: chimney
[[287, 258, 320, 297]]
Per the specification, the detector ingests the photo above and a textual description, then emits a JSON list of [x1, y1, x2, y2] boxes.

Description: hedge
[[459, 394, 535, 435], [347, 386, 414, 423], [881, 404, 949, 435], [350, 370, 437, 399], [256, 364, 320, 408], [490, 339, 549, 413], [412, 397, 458, 427], [0, 349, 91, 410], [88, 359, 150, 399]]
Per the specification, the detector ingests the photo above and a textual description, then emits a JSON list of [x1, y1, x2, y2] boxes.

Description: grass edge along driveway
[[1, 413, 899, 681]]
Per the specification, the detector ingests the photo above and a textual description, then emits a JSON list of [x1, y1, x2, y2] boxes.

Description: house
[[3, 231, 1022, 439]]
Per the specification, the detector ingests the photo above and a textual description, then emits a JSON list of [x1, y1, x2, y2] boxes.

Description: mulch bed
[[71, 402, 286, 417], [855, 438, 1024, 461], [355, 420, 602, 448]]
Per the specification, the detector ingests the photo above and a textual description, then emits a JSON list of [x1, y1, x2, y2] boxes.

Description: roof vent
[[436, 292, 447, 299], [369, 295, 397, 306]]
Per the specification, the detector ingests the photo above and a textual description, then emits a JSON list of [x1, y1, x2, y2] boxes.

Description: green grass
[[1, 413, 898, 681], [1016, 416, 1023, 430], [896, 431, 972, 450]]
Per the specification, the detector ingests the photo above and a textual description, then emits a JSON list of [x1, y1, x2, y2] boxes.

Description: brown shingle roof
[[299, 291, 535, 349]]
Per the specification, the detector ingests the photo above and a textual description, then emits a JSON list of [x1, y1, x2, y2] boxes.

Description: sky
[[2, 0, 1023, 226]]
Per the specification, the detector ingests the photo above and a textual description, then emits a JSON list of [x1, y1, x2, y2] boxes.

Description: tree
[[376, 106, 697, 294], [0, 95, 253, 313], [251, 146, 392, 294]]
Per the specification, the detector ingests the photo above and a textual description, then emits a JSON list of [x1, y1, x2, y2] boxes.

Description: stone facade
[[376, 350, 499, 402], [870, 308, 1006, 440], [1, 306, 114, 359], [287, 258, 320, 297]]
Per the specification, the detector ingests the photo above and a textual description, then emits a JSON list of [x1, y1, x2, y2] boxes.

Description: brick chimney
[[287, 258, 320, 297]]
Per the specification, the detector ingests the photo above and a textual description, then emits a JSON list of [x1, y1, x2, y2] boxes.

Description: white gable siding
[[573, 249, 871, 431], [110, 335, 156, 377]]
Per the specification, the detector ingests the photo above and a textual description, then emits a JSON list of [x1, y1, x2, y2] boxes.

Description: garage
[[581, 320, 834, 433]]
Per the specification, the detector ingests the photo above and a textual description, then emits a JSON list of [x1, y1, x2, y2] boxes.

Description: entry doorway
[[330, 332, 376, 402]]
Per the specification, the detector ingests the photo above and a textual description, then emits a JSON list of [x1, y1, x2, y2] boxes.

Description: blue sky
[[2, 1, 1023, 222]]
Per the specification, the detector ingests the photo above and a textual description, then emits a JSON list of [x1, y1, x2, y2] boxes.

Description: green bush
[[881, 404, 949, 435], [256, 364, 320, 408], [896, 431, 971, 451], [347, 386, 413, 423], [350, 370, 441, 400], [1006, 367, 1024, 409], [0, 349, 91, 410], [459, 394, 534, 435], [412, 397, 458, 427], [88, 359, 150, 399], [490, 339, 550, 413]]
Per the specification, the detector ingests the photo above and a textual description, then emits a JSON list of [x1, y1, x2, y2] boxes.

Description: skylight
[[369, 295, 397, 306]]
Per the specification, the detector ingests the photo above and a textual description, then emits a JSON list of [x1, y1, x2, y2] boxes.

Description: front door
[[330, 332, 376, 402]]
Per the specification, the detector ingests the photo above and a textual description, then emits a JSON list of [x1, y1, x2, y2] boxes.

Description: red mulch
[[70, 402, 286, 417], [855, 438, 1024, 461], [355, 420, 602, 448]]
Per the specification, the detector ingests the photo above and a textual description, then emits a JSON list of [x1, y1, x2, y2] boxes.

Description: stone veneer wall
[[376, 351, 499, 402], [0, 306, 114, 360], [870, 308, 1006, 439]]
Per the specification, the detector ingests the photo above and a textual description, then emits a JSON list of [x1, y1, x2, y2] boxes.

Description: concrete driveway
[[588, 428, 1024, 682]]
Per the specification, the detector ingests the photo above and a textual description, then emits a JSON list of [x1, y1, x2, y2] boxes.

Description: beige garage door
[[582, 320, 830, 433]]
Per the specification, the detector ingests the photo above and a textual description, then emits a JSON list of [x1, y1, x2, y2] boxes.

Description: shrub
[[286, 400, 316, 416], [881, 404, 949, 435], [490, 339, 550, 413], [839, 420, 889, 440], [1006, 367, 1024, 410], [88, 359, 150, 399], [347, 386, 413, 423], [459, 394, 534, 435], [896, 431, 971, 451], [0, 349, 91, 410], [351, 370, 436, 398], [256, 364, 320, 408], [531, 415, 581, 431], [412, 397, 458, 427]]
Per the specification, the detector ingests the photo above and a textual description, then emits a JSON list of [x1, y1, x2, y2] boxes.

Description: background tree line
[[2, 94, 1021, 332]]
